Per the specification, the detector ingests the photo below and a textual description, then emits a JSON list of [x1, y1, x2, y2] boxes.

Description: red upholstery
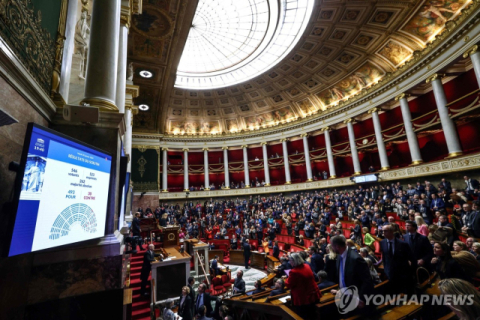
[[221, 274, 231, 290], [211, 277, 226, 296]]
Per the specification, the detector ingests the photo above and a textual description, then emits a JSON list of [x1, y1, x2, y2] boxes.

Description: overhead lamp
[[139, 104, 149, 111], [139, 70, 153, 78]]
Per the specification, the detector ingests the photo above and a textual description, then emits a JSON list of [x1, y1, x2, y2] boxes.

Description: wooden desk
[[229, 250, 245, 265], [266, 256, 280, 273], [251, 251, 266, 269]]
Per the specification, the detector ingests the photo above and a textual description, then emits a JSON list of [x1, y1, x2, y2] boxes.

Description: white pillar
[[322, 127, 336, 178], [301, 134, 313, 181], [281, 139, 292, 184], [183, 149, 189, 191], [395, 93, 423, 165], [203, 148, 210, 190], [162, 148, 168, 192], [58, 0, 78, 102], [426, 74, 463, 157], [261, 142, 271, 186], [242, 145, 250, 188], [369, 108, 390, 170], [345, 119, 362, 175], [81, 0, 121, 111], [223, 147, 230, 189], [464, 45, 480, 87], [115, 9, 129, 113]]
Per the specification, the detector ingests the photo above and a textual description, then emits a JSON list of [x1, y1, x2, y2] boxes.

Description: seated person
[[276, 256, 292, 277], [252, 280, 265, 294], [317, 270, 336, 290], [269, 279, 285, 296], [211, 255, 223, 276]]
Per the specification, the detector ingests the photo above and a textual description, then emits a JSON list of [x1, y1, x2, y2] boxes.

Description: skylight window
[[175, 0, 315, 90]]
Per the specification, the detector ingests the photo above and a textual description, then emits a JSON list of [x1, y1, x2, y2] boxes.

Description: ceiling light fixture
[[139, 70, 153, 78], [139, 104, 150, 111]]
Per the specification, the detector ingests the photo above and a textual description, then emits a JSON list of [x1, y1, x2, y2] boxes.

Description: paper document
[[278, 295, 291, 303]]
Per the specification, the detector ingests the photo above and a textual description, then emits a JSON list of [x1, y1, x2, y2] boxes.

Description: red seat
[[211, 277, 226, 296], [221, 274, 231, 291]]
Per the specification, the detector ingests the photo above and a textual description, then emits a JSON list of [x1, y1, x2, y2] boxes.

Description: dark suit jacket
[[188, 284, 195, 312], [211, 259, 220, 275], [195, 293, 213, 316], [141, 250, 160, 279], [380, 238, 416, 282], [243, 243, 251, 258], [470, 211, 480, 238], [178, 295, 193, 320], [233, 277, 246, 294], [269, 288, 285, 296], [403, 233, 433, 269], [273, 246, 280, 259], [310, 253, 324, 273], [318, 280, 336, 290], [252, 287, 265, 294], [132, 217, 141, 235], [336, 248, 374, 303]]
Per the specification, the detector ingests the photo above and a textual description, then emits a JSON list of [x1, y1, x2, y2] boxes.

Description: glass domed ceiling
[[175, 0, 315, 90]]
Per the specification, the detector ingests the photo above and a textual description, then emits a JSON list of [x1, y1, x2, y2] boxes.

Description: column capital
[[120, 5, 131, 29], [126, 84, 140, 98], [463, 44, 478, 58], [241, 145, 248, 148], [202, 147, 209, 151], [368, 107, 379, 114], [222, 146, 229, 150], [394, 93, 410, 101], [321, 127, 330, 132], [161, 147, 168, 151], [260, 142, 268, 145], [182, 148, 189, 152], [343, 118, 353, 124], [280, 138, 288, 142], [126, 105, 139, 116], [300, 133, 309, 138], [425, 73, 445, 84]]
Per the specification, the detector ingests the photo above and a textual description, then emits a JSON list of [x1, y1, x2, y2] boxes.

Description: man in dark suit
[[464, 175, 480, 196], [403, 221, 433, 272], [232, 270, 246, 294], [317, 270, 336, 290], [330, 235, 375, 315], [252, 280, 265, 294], [438, 178, 452, 193], [211, 255, 223, 276], [243, 239, 251, 269], [273, 241, 280, 259], [132, 212, 141, 237], [380, 224, 416, 295], [269, 279, 285, 296], [308, 246, 324, 274], [462, 201, 480, 238], [195, 283, 213, 316], [273, 221, 281, 234], [140, 244, 161, 296]]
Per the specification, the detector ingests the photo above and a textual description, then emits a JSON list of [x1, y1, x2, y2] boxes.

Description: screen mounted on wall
[[8, 124, 112, 256]]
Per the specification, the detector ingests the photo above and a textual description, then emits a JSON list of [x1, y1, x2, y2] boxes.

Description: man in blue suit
[[308, 246, 324, 273]]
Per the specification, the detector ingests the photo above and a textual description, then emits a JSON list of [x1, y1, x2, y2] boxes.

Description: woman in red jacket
[[284, 252, 322, 319]]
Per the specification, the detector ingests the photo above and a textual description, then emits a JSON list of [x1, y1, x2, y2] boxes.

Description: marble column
[[464, 45, 480, 87], [124, 85, 139, 223], [261, 142, 271, 186], [162, 148, 168, 192], [426, 74, 463, 157], [222, 147, 230, 189], [203, 148, 210, 190], [281, 139, 292, 184], [183, 148, 189, 191], [322, 127, 336, 178], [395, 93, 423, 165], [369, 108, 390, 170], [345, 119, 362, 175], [301, 134, 313, 181], [242, 145, 250, 188], [81, 0, 121, 111], [115, 6, 130, 113]]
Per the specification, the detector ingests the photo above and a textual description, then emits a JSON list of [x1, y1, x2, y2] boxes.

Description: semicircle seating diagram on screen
[[49, 203, 98, 240]]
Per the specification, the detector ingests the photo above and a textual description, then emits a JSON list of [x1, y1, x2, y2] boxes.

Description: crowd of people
[[134, 175, 480, 319]]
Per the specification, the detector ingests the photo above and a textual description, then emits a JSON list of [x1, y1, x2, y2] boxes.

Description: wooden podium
[[151, 247, 191, 302], [184, 239, 210, 283], [160, 226, 180, 247]]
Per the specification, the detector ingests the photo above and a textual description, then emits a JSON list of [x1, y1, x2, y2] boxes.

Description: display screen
[[352, 174, 378, 184], [8, 125, 112, 256]]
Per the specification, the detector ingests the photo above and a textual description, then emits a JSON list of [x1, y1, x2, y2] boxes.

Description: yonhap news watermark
[[335, 286, 475, 314]]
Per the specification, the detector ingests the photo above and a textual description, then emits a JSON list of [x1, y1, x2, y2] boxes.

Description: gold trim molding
[[395, 93, 410, 101], [425, 73, 446, 84], [463, 44, 478, 58]]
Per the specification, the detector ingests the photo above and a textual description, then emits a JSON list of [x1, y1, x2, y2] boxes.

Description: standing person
[[330, 235, 375, 316], [283, 252, 322, 319], [178, 286, 193, 320], [187, 276, 195, 315], [243, 239, 251, 269], [273, 241, 280, 259], [380, 224, 416, 294], [195, 284, 213, 316], [232, 270, 246, 294], [403, 220, 434, 271], [140, 244, 161, 296]]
